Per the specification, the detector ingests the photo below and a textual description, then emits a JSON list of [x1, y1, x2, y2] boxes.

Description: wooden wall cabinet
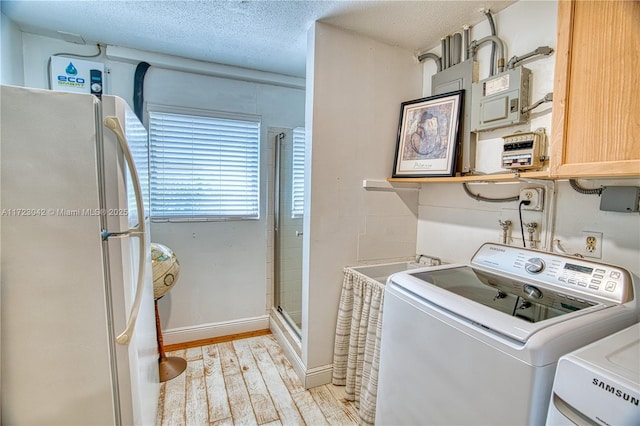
[[550, 0, 640, 178]]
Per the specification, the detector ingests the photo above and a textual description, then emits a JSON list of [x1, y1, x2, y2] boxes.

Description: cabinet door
[[550, 0, 640, 178]]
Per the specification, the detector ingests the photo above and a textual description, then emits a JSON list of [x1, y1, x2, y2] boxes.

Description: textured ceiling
[[1, 0, 515, 78]]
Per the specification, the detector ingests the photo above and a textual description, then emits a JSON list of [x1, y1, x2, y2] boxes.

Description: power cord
[[518, 200, 531, 247]]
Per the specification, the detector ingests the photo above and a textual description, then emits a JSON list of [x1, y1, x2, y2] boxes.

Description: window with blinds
[[291, 127, 305, 218], [148, 110, 260, 221]]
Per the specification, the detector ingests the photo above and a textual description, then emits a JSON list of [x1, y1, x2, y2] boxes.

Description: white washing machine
[[546, 322, 640, 426], [375, 243, 639, 426]]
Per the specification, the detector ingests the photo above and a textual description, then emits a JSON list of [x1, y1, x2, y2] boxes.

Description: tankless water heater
[[49, 56, 104, 97]]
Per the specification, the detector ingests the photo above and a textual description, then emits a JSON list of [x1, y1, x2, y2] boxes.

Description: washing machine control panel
[[471, 243, 633, 304]]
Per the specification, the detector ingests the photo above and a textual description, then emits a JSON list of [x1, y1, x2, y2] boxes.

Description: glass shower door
[[274, 128, 304, 337]]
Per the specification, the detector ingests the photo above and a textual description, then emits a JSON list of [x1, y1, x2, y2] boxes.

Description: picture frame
[[392, 90, 464, 178]]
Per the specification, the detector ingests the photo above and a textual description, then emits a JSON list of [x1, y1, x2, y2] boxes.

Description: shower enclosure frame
[[272, 129, 303, 339]]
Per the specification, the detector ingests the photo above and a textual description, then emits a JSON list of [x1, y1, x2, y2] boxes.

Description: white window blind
[[291, 127, 305, 218], [125, 109, 150, 226], [148, 110, 260, 221]]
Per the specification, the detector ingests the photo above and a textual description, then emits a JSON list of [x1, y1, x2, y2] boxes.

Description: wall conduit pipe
[[133, 61, 151, 123], [441, 38, 448, 69], [417, 52, 442, 72], [463, 25, 471, 60], [452, 33, 462, 66], [569, 179, 603, 195], [462, 183, 519, 203], [484, 9, 498, 76], [471, 35, 506, 73]]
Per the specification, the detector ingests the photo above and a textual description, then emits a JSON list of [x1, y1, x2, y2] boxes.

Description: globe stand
[[151, 243, 186, 382], [155, 297, 187, 382]]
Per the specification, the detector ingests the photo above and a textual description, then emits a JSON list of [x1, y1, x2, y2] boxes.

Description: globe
[[151, 243, 181, 300]]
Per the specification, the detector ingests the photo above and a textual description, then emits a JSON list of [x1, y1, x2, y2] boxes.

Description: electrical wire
[[462, 183, 520, 203], [47, 43, 102, 90], [569, 179, 603, 195]]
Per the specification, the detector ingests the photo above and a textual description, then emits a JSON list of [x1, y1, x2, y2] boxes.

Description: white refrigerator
[[1, 85, 159, 425]]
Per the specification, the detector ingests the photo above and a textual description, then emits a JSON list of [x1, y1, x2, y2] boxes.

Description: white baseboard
[[162, 315, 270, 345], [304, 364, 334, 389]]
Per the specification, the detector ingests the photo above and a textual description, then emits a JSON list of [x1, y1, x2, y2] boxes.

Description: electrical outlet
[[519, 188, 544, 211], [582, 231, 603, 258]]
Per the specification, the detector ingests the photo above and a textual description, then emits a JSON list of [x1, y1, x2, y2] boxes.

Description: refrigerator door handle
[[104, 116, 147, 346]]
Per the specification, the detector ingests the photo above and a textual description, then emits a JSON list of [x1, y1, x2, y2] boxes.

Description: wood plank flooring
[[157, 334, 358, 425]]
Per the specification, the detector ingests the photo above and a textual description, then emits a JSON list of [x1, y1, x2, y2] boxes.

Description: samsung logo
[[593, 378, 639, 407]]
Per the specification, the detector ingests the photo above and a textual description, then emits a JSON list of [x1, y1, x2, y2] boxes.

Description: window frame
[[146, 104, 261, 222]]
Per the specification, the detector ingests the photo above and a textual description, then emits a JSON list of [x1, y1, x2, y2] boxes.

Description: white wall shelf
[[363, 179, 420, 191], [387, 170, 550, 184]]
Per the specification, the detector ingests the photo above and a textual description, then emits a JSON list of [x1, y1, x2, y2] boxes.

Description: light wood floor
[[156, 334, 359, 425]]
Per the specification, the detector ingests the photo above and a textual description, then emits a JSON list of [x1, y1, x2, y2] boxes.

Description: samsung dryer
[[546, 322, 640, 425]]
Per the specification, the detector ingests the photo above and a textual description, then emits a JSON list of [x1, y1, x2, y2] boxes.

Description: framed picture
[[392, 90, 464, 178]]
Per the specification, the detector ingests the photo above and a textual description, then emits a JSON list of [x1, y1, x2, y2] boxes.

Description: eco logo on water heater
[[65, 62, 78, 75], [57, 61, 86, 87]]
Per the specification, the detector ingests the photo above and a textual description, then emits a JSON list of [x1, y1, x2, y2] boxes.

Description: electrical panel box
[[501, 129, 546, 170], [600, 186, 640, 212], [432, 59, 479, 174], [50, 56, 104, 96], [471, 67, 531, 132]]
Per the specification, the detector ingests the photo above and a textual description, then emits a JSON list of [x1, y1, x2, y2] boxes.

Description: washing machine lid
[[388, 264, 612, 344]]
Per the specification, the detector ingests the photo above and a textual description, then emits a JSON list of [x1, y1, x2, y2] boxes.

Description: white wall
[[303, 22, 422, 378], [0, 12, 21, 413], [0, 12, 24, 85], [416, 0, 640, 276], [144, 68, 305, 338], [0, 15, 25, 408], [13, 31, 305, 342]]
